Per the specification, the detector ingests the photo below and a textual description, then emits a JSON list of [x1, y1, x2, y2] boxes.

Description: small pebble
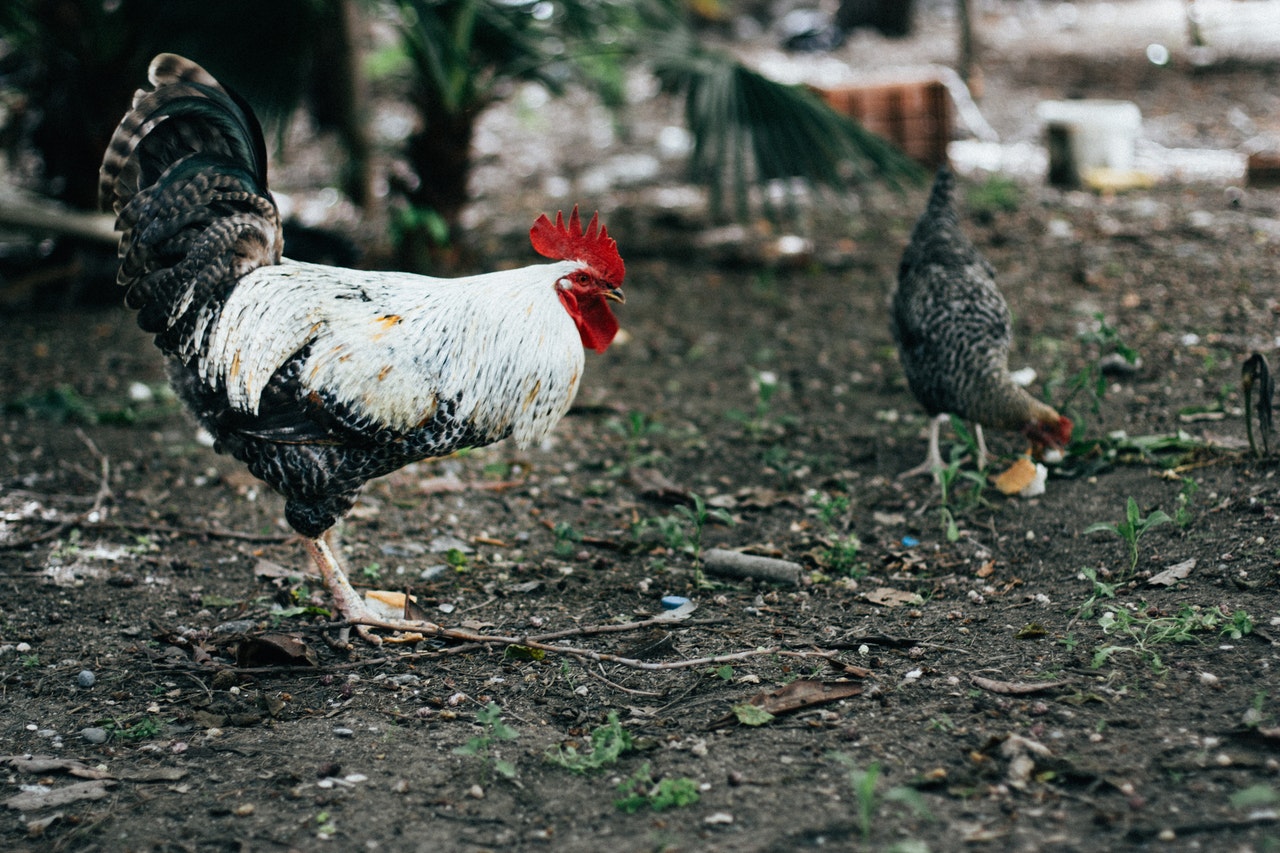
[[467, 784, 485, 799], [332, 727, 355, 738], [81, 727, 109, 745], [77, 670, 96, 688]]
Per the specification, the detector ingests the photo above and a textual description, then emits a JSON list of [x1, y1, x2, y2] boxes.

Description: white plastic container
[[1036, 99, 1142, 182]]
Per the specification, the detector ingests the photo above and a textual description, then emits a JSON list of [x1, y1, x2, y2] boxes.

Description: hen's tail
[[99, 53, 281, 358], [923, 165, 955, 219]]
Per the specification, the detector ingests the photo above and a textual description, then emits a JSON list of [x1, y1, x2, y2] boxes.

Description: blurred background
[[0, 0, 1277, 305]]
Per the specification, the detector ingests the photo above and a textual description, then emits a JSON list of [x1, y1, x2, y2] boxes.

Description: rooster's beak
[[604, 288, 625, 305]]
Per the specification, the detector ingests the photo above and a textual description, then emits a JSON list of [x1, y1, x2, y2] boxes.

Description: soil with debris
[[3, 3, 1280, 851]]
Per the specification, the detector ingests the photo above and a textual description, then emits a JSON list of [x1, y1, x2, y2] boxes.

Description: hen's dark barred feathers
[[891, 168, 1070, 462]]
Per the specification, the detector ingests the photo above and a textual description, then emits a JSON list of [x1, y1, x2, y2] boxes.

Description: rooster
[[891, 167, 1071, 478], [99, 54, 625, 639]]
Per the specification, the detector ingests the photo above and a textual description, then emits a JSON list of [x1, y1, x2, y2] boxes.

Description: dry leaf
[[715, 679, 863, 727], [627, 468, 690, 504], [364, 590, 418, 620], [254, 558, 312, 580], [4, 780, 116, 811], [1148, 558, 1196, 587], [863, 587, 924, 607], [235, 633, 318, 668]]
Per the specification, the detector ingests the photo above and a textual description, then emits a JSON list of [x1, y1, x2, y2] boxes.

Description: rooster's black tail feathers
[[99, 54, 281, 357]]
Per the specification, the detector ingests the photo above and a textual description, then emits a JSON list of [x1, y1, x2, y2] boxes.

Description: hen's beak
[[604, 288, 625, 304]]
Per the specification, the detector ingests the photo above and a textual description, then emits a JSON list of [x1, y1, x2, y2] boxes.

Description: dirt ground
[[3, 2, 1280, 851]]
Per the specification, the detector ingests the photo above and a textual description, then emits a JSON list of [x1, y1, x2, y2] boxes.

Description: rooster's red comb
[[530, 206, 624, 288]]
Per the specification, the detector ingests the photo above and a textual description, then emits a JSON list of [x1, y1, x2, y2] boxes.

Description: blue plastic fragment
[[901, 536, 920, 548], [661, 595, 691, 610]]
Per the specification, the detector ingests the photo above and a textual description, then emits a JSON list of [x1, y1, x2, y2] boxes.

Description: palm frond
[[651, 37, 923, 218]]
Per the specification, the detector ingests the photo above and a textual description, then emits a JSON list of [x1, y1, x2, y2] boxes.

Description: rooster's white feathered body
[[99, 54, 625, 637]]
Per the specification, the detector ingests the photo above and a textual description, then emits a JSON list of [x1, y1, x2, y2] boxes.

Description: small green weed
[[710, 664, 734, 681], [1092, 604, 1254, 672], [731, 703, 774, 726], [809, 492, 867, 576], [831, 755, 930, 841], [314, 810, 337, 840], [937, 450, 987, 543], [1245, 691, 1273, 728], [1229, 784, 1279, 811], [109, 716, 163, 741], [967, 173, 1022, 216], [50, 528, 83, 563], [125, 534, 159, 556], [607, 411, 665, 470], [1057, 313, 1139, 421], [552, 521, 582, 557], [546, 712, 634, 773], [635, 494, 734, 585], [454, 702, 520, 780], [1075, 566, 1119, 620], [1085, 497, 1172, 573], [1174, 478, 1198, 529], [615, 763, 700, 813], [726, 369, 792, 439], [444, 548, 469, 572], [672, 494, 735, 582]]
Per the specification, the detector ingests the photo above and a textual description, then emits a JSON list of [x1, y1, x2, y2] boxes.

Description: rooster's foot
[[303, 534, 445, 646]]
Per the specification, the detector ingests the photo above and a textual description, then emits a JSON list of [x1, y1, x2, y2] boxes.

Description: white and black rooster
[[99, 54, 626, 640]]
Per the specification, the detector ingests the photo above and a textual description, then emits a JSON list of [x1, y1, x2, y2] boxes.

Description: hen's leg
[[897, 413, 948, 481], [974, 424, 990, 469], [303, 532, 443, 643]]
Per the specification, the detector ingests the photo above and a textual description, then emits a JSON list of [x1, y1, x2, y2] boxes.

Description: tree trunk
[[308, 0, 373, 208], [396, 98, 481, 272]]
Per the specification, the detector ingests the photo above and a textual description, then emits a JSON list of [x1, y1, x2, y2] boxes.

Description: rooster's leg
[[303, 532, 444, 643], [897, 414, 949, 481]]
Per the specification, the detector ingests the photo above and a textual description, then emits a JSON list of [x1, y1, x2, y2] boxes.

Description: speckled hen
[[891, 167, 1071, 477], [99, 54, 625, 639]]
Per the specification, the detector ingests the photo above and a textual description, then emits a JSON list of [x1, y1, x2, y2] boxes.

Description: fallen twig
[[703, 548, 802, 586], [0, 517, 291, 550], [971, 674, 1071, 695]]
